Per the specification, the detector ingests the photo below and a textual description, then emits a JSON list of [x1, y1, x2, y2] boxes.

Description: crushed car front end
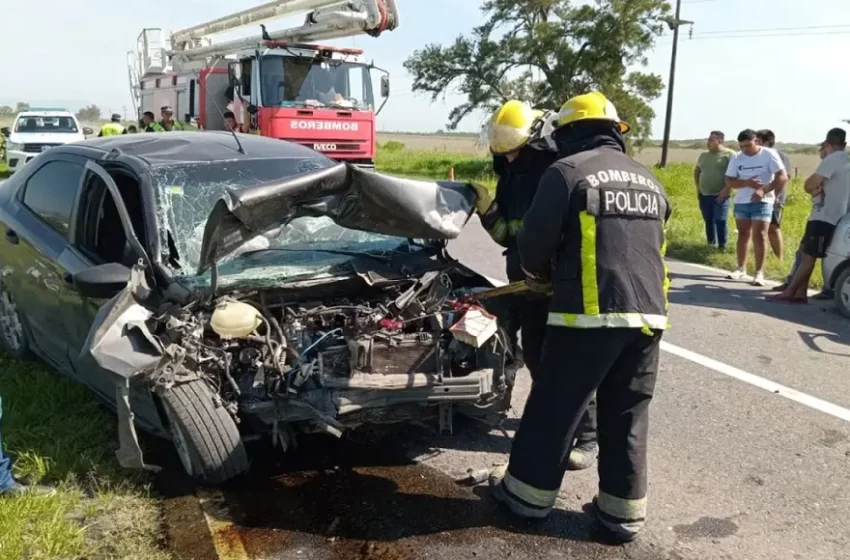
[[85, 150, 514, 482]]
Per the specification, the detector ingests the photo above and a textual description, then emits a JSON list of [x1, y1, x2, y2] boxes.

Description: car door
[[59, 162, 167, 436], [2, 155, 87, 376], [62, 163, 147, 404]]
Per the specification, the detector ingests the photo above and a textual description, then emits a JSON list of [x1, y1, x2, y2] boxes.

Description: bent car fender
[[77, 265, 164, 471]]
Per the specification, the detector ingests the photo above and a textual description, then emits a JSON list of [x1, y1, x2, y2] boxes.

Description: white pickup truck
[[1, 109, 92, 174]]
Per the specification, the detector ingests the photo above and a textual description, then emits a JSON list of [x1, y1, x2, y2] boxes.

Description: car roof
[[17, 111, 76, 118], [69, 131, 333, 166]]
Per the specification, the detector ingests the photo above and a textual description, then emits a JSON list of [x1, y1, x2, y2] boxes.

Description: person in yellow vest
[[98, 114, 125, 137], [159, 106, 184, 131]]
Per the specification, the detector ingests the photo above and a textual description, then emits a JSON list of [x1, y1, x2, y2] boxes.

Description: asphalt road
[[162, 216, 850, 560]]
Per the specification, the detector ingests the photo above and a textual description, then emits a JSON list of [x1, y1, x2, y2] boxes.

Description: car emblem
[[41, 146, 51, 152]]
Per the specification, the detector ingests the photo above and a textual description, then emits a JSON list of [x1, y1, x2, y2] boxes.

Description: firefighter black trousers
[[513, 295, 597, 444], [505, 327, 662, 524]]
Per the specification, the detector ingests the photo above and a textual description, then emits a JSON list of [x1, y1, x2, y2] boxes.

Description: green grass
[[0, 355, 169, 560], [376, 144, 820, 287]]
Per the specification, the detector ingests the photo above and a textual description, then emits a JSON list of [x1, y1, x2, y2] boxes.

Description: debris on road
[[457, 467, 492, 486]]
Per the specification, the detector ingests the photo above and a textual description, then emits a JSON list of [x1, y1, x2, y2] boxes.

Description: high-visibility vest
[[160, 120, 184, 131], [99, 122, 125, 137]]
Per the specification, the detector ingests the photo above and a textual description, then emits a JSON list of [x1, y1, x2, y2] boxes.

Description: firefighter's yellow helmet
[[485, 100, 545, 155], [553, 91, 630, 134]]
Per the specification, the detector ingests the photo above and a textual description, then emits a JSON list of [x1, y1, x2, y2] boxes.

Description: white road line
[[661, 341, 850, 423], [483, 266, 846, 420], [196, 488, 250, 560]]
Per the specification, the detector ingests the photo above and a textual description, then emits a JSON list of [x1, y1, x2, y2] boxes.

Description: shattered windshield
[[260, 55, 374, 110], [151, 158, 418, 286]]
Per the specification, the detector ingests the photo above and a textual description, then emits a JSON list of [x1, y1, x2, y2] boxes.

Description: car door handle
[[5, 230, 18, 245]]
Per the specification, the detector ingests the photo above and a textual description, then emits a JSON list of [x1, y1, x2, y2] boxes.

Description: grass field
[[374, 139, 821, 287], [377, 132, 823, 179], [0, 356, 169, 559]]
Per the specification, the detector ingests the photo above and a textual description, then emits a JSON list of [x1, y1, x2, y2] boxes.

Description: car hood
[[196, 163, 477, 275], [9, 132, 84, 144]]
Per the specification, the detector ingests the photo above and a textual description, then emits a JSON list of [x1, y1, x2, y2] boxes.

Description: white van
[[1, 109, 92, 173]]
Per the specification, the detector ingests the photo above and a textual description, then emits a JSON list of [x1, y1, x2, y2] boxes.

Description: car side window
[[21, 160, 84, 238]]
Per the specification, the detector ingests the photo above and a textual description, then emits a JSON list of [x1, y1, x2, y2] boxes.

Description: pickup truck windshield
[[15, 116, 78, 133], [260, 55, 374, 110]]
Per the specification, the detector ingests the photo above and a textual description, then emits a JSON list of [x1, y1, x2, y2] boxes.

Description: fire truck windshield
[[259, 55, 374, 110]]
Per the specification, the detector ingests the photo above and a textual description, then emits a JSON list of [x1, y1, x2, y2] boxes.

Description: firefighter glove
[[522, 266, 553, 295], [471, 182, 495, 215]]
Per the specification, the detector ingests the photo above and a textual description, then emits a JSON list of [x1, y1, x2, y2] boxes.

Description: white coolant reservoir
[[209, 301, 263, 339]]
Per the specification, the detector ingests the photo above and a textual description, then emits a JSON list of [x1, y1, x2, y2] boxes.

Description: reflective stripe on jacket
[[518, 144, 672, 329]]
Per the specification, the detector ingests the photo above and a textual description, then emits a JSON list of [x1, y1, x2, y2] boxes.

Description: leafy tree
[[15, 102, 30, 113], [0, 106, 13, 117], [75, 105, 102, 122], [403, 0, 671, 145]]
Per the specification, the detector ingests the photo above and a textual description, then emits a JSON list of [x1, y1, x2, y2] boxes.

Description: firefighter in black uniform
[[487, 92, 671, 544], [475, 100, 599, 470]]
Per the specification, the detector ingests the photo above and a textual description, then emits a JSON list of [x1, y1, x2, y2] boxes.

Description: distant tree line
[[0, 102, 103, 122]]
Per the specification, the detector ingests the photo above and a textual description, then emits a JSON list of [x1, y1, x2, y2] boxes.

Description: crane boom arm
[[169, 0, 398, 62]]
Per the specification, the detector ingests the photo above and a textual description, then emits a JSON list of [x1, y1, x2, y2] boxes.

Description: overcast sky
[[1, 0, 848, 142]]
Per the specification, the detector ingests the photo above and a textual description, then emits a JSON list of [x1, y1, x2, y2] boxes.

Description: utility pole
[[660, 0, 693, 168]]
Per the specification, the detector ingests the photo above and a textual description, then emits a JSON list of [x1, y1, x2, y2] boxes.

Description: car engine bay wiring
[[143, 269, 514, 435]]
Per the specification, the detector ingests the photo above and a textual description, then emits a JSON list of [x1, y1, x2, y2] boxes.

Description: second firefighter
[[476, 100, 598, 469]]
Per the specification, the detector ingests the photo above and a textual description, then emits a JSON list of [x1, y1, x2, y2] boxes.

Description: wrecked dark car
[[0, 132, 514, 483]]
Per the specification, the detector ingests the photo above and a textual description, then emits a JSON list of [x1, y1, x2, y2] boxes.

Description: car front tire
[[159, 380, 249, 485], [834, 267, 850, 319]]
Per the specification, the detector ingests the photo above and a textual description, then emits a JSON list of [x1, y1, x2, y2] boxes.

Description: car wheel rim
[[164, 406, 194, 477], [841, 279, 850, 311], [0, 288, 24, 351]]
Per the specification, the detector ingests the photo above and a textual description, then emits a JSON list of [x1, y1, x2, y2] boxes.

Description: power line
[[656, 28, 850, 44], [659, 23, 850, 40], [689, 23, 850, 35]]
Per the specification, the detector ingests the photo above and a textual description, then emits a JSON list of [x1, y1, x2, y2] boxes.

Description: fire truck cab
[[129, 0, 399, 169]]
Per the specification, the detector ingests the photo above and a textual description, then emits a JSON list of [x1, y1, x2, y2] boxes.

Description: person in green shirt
[[694, 130, 736, 250], [159, 106, 184, 131], [141, 111, 164, 132]]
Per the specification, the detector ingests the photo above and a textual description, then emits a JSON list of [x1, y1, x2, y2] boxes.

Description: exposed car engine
[[145, 270, 513, 438]]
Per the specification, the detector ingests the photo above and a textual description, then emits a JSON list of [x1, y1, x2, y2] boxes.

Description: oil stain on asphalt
[[153, 429, 688, 560]]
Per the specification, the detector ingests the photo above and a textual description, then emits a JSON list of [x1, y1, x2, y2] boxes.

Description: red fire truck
[[128, 0, 400, 169]]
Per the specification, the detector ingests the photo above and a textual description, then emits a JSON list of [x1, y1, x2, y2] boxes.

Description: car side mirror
[[380, 75, 390, 98], [73, 262, 131, 299], [82, 127, 93, 136], [0, 127, 9, 137]]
